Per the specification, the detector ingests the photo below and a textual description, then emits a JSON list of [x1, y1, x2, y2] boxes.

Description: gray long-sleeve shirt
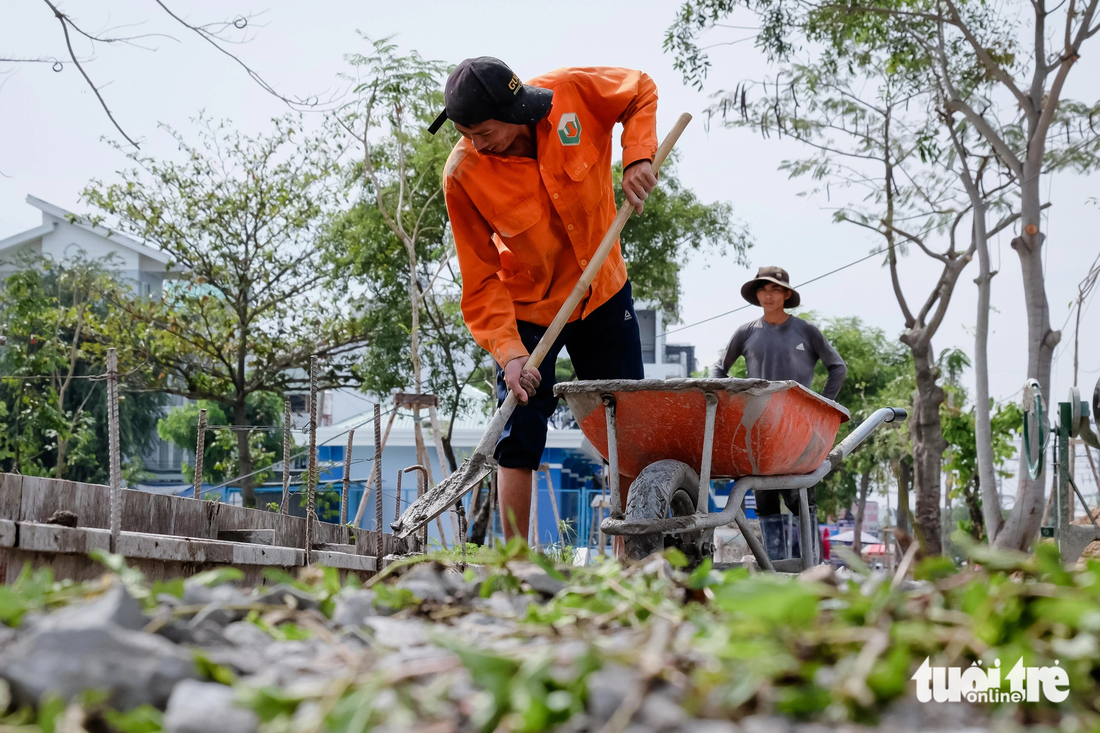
[[711, 316, 848, 400]]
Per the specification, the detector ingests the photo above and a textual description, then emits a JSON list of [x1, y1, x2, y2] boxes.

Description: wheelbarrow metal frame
[[599, 404, 907, 570]]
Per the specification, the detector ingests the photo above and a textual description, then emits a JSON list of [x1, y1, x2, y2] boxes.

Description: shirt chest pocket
[[490, 196, 542, 240], [563, 139, 605, 216]]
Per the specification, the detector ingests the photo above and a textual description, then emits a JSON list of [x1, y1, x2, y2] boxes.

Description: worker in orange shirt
[[429, 57, 659, 543]]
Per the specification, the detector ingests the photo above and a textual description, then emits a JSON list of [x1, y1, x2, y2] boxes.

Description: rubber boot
[[758, 515, 787, 561]]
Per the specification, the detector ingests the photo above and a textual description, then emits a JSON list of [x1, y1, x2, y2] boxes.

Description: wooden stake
[[419, 468, 429, 551], [106, 348, 121, 554], [403, 465, 429, 551], [280, 401, 292, 515], [341, 429, 355, 525], [193, 408, 207, 501]]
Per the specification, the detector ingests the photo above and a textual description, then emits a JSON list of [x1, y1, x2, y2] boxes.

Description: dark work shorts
[[495, 281, 644, 470]]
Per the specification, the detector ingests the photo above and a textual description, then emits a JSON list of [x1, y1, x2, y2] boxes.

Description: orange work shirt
[[443, 66, 658, 368]]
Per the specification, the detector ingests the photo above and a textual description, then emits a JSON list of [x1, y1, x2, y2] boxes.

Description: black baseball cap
[[427, 57, 553, 135]]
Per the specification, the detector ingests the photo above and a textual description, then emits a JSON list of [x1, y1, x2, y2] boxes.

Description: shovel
[[391, 112, 693, 540]]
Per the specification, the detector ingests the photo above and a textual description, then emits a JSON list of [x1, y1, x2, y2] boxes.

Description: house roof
[[0, 222, 57, 253], [24, 195, 175, 266]]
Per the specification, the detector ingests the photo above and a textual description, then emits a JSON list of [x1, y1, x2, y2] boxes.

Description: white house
[[0, 195, 190, 482], [0, 195, 176, 296]]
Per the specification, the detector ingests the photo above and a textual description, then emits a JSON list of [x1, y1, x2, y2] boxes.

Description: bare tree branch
[[150, 1, 334, 110], [880, 221, 950, 262], [942, 0, 1031, 108], [41, 0, 140, 148]]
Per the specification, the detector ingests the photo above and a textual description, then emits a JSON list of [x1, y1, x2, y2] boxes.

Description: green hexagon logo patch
[[557, 113, 581, 146]]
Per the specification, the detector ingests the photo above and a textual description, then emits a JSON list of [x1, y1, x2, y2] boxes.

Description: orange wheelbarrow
[[554, 378, 906, 571]]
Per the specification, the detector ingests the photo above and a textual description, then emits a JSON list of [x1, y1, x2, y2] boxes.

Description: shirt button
[[583, 162, 588, 168], [553, 193, 559, 200], [567, 224, 574, 231], [580, 259, 588, 266], [539, 164, 544, 170]]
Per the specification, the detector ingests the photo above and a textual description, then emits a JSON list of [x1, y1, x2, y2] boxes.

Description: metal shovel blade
[[391, 453, 492, 539]]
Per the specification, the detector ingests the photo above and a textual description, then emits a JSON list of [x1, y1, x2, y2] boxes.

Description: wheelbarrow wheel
[[624, 460, 712, 567]]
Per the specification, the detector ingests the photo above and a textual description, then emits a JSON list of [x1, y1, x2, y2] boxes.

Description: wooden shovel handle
[[471, 114, 693, 459]]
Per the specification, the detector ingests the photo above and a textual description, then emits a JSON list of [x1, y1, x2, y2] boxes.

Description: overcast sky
[[3, 0, 1099, 498]]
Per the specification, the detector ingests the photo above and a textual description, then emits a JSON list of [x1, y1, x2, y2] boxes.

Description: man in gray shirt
[[712, 266, 847, 562]]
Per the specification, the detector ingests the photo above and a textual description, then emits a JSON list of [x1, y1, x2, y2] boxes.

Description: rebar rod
[[304, 355, 318, 565], [193, 408, 207, 501], [107, 348, 121, 554]]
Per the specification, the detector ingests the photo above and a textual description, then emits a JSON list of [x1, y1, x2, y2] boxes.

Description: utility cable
[[658, 245, 891, 339]]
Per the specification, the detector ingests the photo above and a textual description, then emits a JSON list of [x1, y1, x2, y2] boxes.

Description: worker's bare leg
[[500, 467, 631, 556], [498, 467, 533, 541]]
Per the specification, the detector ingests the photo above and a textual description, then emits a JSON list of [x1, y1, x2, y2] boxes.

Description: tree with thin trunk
[[949, 127, 1008, 543], [942, 356, 1024, 543], [876, 0, 1100, 549], [83, 116, 371, 507], [695, 61, 1001, 554], [330, 38, 485, 485], [852, 470, 873, 556], [667, 0, 1100, 552]]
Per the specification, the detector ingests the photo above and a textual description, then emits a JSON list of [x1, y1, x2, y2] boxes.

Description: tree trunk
[[54, 304, 85, 482], [56, 438, 68, 481], [943, 471, 952, 553], [995, 170, 1060, 551], [964, 479, 984, 541], [972, 210, 1004, 543], [896, 458, 912, 534], [13, 382, 24, 473], [909, 341, 946, 555], [235, 401, 256, 507], [853, 469, 871, 556]]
